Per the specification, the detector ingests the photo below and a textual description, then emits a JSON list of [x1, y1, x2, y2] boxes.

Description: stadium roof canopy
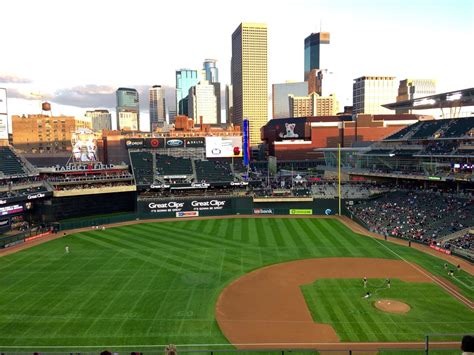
[[383, 87, 474, 110]]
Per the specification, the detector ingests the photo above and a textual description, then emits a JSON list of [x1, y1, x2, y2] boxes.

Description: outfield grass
[[301, 278, 473, 342], [0, 218, 472, 350]]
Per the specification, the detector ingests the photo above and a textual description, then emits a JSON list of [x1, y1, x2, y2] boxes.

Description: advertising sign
[[142, 198, 230, 214], [253, 208, 274, 214], [243, 119, 250, 166], [165, 138, 185, 148], [0, 204, 23, 216], [176, 211, 199, 218], [429, 244, 452, 255], [0, 114, 8, 140], [289, 209, 313, 215], [0, 88, 6, 114], [205, 136, 243, 158], [0, 219, 10, 228], [125, 138, 144, 148], [145, 138, 164, 148], [184, 137, 205, 148]]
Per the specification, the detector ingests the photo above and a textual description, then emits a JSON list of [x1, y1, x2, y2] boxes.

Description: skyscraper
[[231, 22, 268, 146], [176, 69, 199, 119], [116, 88, 139, 131], [149, 85, 166, 130], [202, 59, 221, 125], [272, 82, 308, 118], [353, 76, 397, 115], [188, 80, 218, 125], [226, 84, 233, 124], [304, 32, 330, 81], [203, 59, 219, 83]]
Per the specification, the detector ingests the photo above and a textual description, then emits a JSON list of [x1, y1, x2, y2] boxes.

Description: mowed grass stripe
[[153, 221, 250, 249], [300, 219, 339, 257], [253, 219, 268, 247], [75, 232, 183, 273], [115, 225, 219, 271]]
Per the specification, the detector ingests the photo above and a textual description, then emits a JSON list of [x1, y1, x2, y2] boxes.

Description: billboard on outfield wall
[[140, 198, 232, 214], [205, 136, 243, 158], [289, 209, 313, 215]]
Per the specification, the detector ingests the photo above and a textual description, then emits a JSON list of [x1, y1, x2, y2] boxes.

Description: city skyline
[[1, 0, 472, 130]]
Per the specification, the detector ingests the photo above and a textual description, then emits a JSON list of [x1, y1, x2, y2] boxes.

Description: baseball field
[[0, 217, 473, 352]]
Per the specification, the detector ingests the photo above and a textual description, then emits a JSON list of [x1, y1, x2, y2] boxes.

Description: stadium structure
[[0, 102, 473, 354]]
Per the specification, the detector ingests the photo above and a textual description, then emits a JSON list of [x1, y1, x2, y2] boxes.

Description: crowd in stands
[[54, 181, 134, 191], [47, 172, 133, 183], [443, 232, 474, 252], [347, 190, 473, 245]]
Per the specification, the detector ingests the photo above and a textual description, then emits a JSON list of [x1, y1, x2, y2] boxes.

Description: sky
[[1, 0, 473, 130]]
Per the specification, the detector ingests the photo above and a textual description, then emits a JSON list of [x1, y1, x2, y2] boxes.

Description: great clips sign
[[140, 198, 230, 214]]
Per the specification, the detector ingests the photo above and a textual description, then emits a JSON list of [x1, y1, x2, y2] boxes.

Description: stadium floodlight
[[414, 98, 436, 107], [447, 93, 462, 101]]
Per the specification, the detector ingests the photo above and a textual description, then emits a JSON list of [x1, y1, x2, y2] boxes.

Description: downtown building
[[289, 93, 339, 118], [116, 88, 140, 131], [231, 22, 268, 146], [353, 76, 397, 115], [176, 69, 199, 119], [202, 59, 221, 125], [149, 85, 166, 130], [272, 82, 308, 119], [85, 109, 112, 131], [396, 79, 436, 114], [304, 31, 330, 92], [188, 80, 219, 125]]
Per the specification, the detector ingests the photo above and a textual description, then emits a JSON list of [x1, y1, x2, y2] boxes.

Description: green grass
[[301, 278, 473, 342], [0, 218, 473, 350]]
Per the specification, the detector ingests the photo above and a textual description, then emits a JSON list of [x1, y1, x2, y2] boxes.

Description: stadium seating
[[156, 154, 193, 177], [129, 152, 154, 185], [0, 147, 28, 177], [347, 191, 473, 243], [385, 121, 423, 140], [195, 160, 234, 182], [441, 117, 474, 138], [365, 149, 393, 156], [411, 120, 449, 139]]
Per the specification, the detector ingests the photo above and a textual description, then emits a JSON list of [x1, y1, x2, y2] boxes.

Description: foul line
[[0, 341, 461, 349]]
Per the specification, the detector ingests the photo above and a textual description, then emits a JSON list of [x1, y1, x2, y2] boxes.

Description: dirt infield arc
[[216, 258, 436, 350]]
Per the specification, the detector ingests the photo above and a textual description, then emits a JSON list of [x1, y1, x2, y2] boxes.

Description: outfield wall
[[136, 197, 339, 218]]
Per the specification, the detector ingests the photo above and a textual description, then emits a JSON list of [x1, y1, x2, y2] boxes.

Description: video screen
[[205, 136, 243, 158]]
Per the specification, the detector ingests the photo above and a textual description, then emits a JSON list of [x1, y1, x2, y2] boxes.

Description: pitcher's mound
[[374, 299, 410, 314]]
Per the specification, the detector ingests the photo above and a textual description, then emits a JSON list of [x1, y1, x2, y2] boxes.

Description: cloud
[[7, 88, 53, 100], [53, 84, 116, 108], [52, 84, 177, 111], [0, 74, 32, 84]]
